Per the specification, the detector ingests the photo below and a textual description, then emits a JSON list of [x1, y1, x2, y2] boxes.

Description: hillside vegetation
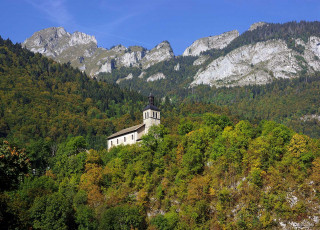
[[0, 36, 146, 150], [2, 112, 320, 229]]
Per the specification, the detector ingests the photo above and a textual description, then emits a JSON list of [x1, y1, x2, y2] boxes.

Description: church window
[[124, 137, 126, 142], [111, 141, 113, 146], [153, 112, 155, 117], [117, 139, 118, 144], [155, 112, 157, 119], [132, 134, 134, 140]]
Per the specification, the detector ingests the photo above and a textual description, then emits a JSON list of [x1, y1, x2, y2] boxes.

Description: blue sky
[[1, 0, 320, 55]]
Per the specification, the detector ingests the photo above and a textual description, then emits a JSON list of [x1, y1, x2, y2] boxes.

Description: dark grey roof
[[143, 104, 160, 111], [107, 123, 145, 139]]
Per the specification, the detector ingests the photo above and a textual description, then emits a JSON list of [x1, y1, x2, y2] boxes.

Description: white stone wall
[[108, 131, 138, 149], [137, 127, 145, 140], [143, 109, 160, 133]]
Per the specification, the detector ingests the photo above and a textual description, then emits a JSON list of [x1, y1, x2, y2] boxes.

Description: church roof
[[143, 104, 160, 111], [107, 123, 145, 139]]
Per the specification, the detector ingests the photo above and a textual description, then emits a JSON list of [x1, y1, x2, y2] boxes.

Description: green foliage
[[0, 141, 30, 191], [0, 36, 146, 149], [26, 139, 51, 173], [203, 113, 232, 129], [151, 212, 179, 230], [65, 136, 87, 155], [99, 205, 146, 230], [2, 109, 320, 229], [30, 192, 75, 230], [142, 125, 168, 151], [177, 118, 194, 135], [75, 205, 97, 230]]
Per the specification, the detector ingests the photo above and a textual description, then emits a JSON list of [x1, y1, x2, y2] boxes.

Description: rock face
[[182, 30, 239, 56], [23, 27, 97, 59], [116, 73, 133, 84], [23, 25, 320, 88], [140, 41, 174, 69], [146, 73, 166, 82], [191, 37, 320, 87], [174, 63, 180, 71], [248, 22, 268, 31], [193, 56, 209, 66], [23, 27, 174, 77]]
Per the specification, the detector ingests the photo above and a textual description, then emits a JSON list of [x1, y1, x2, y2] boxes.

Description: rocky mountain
[[182, 30, 239, 56], [191, 37, 320, 87], [248, 22, 268, 31], [23, 27, 174, 76], [23, 22, 320, 90]]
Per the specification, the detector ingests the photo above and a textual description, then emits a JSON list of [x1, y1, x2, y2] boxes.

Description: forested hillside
[[180, 74, 320, 139], [0, 36, 147, 150], [2, 111, 320, 229]]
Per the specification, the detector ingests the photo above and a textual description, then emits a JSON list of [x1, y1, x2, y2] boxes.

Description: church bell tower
[[143, 93, 160, 133]]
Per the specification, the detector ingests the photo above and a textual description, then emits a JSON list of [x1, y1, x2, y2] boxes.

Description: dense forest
[[180, 74, 320, 139], [2, 111, 320, 229], [0, 36, 148, 150]]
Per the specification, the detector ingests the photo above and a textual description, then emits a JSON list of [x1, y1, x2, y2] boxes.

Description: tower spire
[[148, 93, 154, 106]]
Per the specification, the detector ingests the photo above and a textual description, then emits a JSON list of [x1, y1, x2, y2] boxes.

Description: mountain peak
[[110, 44, 127, 52], [155, 40, 173, 50], [182, 30, 239, 56], [69, 31, 97, 46], [248, 22, 268, 31]]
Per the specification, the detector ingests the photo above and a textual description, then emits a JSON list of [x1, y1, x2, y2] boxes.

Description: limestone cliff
[[23, 27, 174, 77], [182, 30, 239, 56], [191, 37, 320, 87]]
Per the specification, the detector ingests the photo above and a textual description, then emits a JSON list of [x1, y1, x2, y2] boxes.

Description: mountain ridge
[[23, 27, 174, 77], [22, 21, 320, 89]]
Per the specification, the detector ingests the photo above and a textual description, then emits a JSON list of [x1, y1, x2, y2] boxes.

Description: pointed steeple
[[143, 93, 160, 111], [148, 93, 154, 106]]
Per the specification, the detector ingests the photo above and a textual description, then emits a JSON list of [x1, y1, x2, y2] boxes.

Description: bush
[[99, 205, 146, 230]]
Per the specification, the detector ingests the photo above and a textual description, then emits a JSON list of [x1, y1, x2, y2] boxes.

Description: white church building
[[107, 94, 160, 150]]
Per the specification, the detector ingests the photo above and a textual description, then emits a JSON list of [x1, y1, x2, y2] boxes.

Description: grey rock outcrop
[[248, 22, 268, 31], [23, 27, 97, 59], [174, 63, 180, 71], [182, 30, 239, 56], [193, 56, 209, 66], [146, 73, 166, 82], [140, 41, 174, 69], [191, 37, 320, 87], [23, 27, 174, 77]]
